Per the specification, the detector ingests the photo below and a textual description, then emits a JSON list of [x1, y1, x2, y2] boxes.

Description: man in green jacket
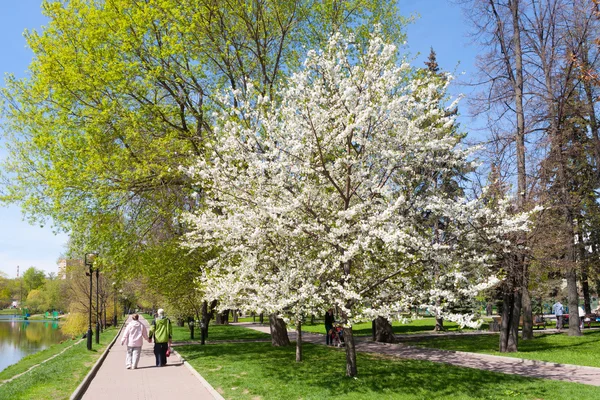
[[149, 308, 172, 367]]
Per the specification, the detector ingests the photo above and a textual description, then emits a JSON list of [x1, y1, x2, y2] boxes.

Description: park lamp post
[[95, 264, 101, 344], [84, 252, 98, 351]]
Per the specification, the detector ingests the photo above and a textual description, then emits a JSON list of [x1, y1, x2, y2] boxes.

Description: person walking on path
[[120, 313, 150, 369], [325, 308, 335, 346], [553, 300, 564, 331], [149, 308, 172, 367]]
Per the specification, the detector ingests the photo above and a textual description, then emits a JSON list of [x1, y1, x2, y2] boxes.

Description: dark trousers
[[154, 342, 169, 366], [325, 324, 333, 345]]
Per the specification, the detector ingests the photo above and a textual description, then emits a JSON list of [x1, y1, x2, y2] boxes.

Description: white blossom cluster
[[182, 32, 533, 327]]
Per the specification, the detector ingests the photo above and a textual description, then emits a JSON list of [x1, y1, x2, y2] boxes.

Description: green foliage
[[22, 267, 45, 293], [0, 0, 408, 314], [61, 312, 88, 338]]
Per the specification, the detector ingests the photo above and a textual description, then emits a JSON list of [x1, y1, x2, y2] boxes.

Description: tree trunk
[[578, 228, 592, 315], [259, 313, 264, 324], [371, 319, 376, 341], [296, 321, 302, 362], [233, 310, 239, 323], [566, 266, 582, 336], [201, 300, 213, 340], [434, 317, 444, 332], [521, 276, 533, 340], [499, 286, 521, 352], [582, 270, 591, 315], [343, 326, 358, 377], [269, 314, 290, 346], [374, 316, 397, 343]]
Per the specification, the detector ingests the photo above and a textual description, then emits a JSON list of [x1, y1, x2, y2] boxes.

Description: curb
[[173, 349, 225, 400], [69, 320, 127, 400]]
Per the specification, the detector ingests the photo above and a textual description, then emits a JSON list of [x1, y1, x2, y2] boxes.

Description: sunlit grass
[[412, 329, 600, 367], [177, 341, 600, 399]]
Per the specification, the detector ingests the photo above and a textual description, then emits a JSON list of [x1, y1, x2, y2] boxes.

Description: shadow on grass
[[176, 341, 574, 399], [413, 329, 600, 361], [304, 318, 490, 337]]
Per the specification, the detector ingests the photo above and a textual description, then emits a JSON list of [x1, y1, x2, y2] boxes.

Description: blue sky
[[0, 0, 479, 278]]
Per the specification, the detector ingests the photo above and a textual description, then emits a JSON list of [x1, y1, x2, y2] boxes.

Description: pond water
[[0, 315, 68, 373]]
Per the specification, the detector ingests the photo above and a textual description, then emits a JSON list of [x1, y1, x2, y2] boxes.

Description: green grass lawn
[[0, 309, 20, 315], [176, 340, 600, 400], [301, 317, 489, 336], [171, 322, 271, 342], [0, 327, 118, 400], [412, 329, 600, 368], [140, 313, 271, 342]]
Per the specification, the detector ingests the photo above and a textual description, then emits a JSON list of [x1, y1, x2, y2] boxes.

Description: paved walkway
[[81, 315, 219, 399], [232, 322, 600, 386]]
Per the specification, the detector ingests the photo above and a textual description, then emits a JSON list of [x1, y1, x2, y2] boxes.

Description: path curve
[[232, 322, 600, 386]]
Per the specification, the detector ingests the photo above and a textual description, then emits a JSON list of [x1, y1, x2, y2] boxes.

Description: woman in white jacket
[[120, 314, 150, 369]]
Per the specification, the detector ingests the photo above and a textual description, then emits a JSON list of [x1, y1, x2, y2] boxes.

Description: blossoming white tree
[[183, 31, 532, 376]]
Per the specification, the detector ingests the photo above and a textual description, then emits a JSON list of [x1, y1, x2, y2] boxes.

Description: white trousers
[[126, 346, 142, 369]]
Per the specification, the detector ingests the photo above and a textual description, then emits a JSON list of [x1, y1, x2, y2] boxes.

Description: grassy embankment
[[0, 327, 118, 400]]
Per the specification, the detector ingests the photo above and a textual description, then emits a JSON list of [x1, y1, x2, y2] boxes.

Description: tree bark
[[201, 300, 214, 340], [499, 282, 521, 352], [372, 319, 376, 341], [489, 0, 527, 352], [521, 275, 533, 340], [269, 314, 290, 346], [566, 265, 582, 336], [374, 316, 397, 343], [578, 228, 592, 315], [343, 326, 358, 377], [434, 317, 444, 332], [296, 321, 302, 362], [233, 309, 239, 323]]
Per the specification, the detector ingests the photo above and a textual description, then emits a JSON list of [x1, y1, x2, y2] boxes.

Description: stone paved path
[[232, 322, 600, 386], [81, 315, 220, 399]]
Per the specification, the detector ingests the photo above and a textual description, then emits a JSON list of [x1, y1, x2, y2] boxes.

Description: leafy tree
[[22, 267, 46, 293], [1, 0, 406, 344], [183, 31, 532, 376]]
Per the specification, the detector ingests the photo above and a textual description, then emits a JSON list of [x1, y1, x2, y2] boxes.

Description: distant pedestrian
[[552, 301, 564, 331], [149, 308, 173, 367], [325, 308, 335, 346], [120, 314, 150, 369]]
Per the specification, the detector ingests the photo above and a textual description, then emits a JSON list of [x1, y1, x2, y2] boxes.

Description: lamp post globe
[[84, 253, 98, 350]]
